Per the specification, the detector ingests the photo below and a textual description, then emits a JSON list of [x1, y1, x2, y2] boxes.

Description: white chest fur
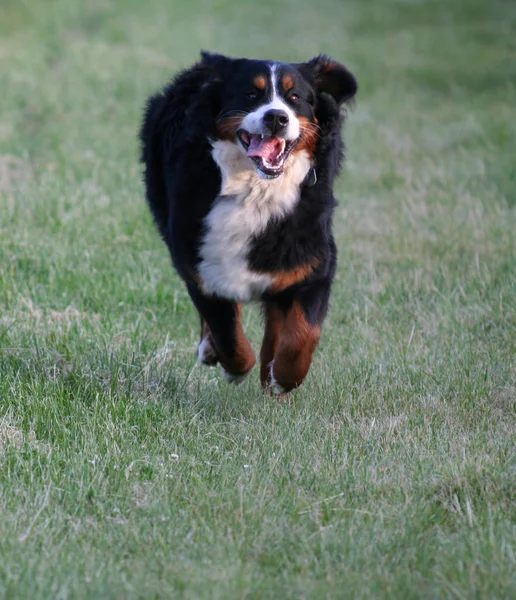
[[197, 140, 311, 302]]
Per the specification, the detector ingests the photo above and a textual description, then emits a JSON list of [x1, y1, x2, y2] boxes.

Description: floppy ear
[[299, 55, 357, 104], [200, 51, 232, 79], [181, 52, 229, 135]]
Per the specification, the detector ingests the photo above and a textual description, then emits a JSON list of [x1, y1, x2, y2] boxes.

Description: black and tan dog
[[140, 51, 357, 393]]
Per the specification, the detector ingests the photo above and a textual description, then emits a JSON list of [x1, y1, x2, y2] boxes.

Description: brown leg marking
[[215, 304, 256, 382], [198, 320, 218, 366], [264, 302, 321, 394]]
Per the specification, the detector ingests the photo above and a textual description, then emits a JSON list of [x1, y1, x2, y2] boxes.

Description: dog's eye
[[247, 91, 258, 100], [290, 93, 300, 102]]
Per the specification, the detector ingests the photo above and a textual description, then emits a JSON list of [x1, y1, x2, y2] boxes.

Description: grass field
[[1, 0, 515, 597]]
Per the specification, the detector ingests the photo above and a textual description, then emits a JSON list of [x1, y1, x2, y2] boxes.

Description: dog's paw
[[223, 367, 253, 386], [269, 362, 288, 395], [197, 336, 218, 366]]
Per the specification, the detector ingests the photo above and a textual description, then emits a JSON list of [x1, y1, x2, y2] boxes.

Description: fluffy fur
[[140, 51, 357, 393]]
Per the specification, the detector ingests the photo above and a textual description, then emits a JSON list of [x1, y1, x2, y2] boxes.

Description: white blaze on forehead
[[240, 63, 300, 140]]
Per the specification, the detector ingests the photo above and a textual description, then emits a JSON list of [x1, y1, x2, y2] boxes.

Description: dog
[[140, 51, 357, 394]]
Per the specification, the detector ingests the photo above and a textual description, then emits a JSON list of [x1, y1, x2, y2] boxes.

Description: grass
[[1, 0, 515, 597]]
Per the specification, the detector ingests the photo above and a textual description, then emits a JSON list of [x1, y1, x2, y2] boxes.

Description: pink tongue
[[247, 136, 283, 163]]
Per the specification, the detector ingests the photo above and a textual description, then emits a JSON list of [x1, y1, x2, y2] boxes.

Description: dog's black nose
[[263, 109, 289, 134]]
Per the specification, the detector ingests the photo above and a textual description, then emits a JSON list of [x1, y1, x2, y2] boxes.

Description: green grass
[[1, 0, 515, 597]]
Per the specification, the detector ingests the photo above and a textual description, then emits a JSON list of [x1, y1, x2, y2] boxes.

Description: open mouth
[[237, 130, 298, 178]]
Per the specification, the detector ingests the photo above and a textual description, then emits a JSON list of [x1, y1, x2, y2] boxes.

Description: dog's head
[[201, 52, 357, 179]]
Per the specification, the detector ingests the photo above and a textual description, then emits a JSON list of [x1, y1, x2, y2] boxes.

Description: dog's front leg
[[261, 284, 330, 394], [188, 285, 256, 384]]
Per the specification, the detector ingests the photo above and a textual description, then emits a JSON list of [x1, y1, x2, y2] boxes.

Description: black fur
[[140, 51, 357, 390]]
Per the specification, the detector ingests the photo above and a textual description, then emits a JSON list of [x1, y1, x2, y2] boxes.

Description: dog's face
[[203, 53, 357, 179]]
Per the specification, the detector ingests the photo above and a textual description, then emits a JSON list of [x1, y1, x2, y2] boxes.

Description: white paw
[[198, 336, 217, 365], [223, 367, 253, 386], [269, 362, 287, 395]]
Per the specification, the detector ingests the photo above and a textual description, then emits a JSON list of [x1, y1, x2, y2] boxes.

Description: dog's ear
[[200, 51, 232, 80], [298, 55, 357, 104], [182, 52, 229, 135]]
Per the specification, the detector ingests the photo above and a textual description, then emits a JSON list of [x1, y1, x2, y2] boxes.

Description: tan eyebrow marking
[[282, 74, 294, 90], [254, 75, 267, 90]]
